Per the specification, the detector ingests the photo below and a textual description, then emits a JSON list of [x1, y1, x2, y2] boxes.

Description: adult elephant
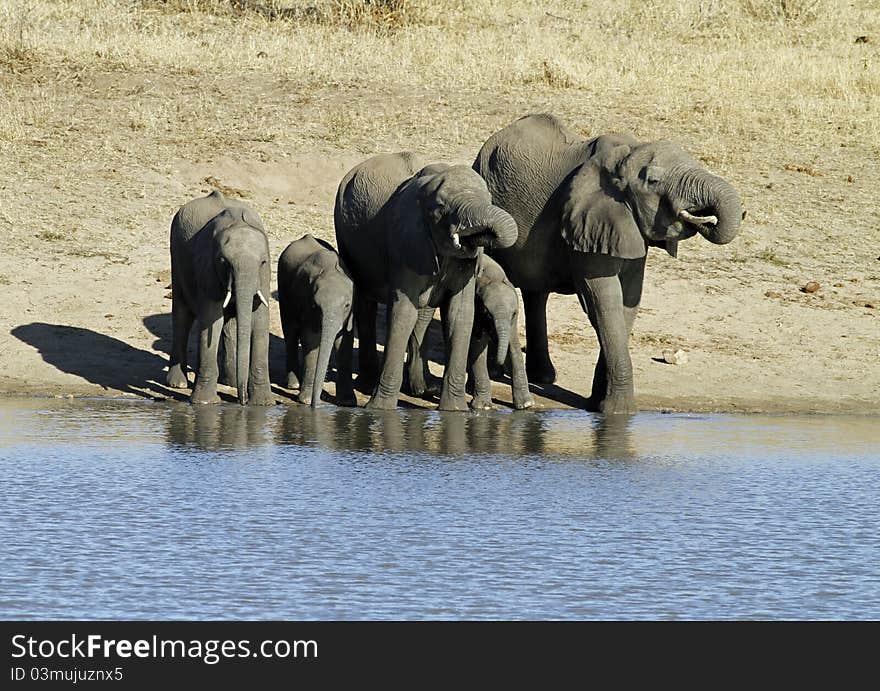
[[474, 114, 743, 413], [167, 190, 273, 406], [335, 153, 518, 411]]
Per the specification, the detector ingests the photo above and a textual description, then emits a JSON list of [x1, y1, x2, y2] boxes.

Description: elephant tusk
[[679, 209, 718, 226], [223, 273, 233, 308], [451, 232, 461, 249], [256, 290, 269, 308]]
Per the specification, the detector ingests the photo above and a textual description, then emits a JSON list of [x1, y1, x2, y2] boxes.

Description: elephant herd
[[166, 114, 744, 414]]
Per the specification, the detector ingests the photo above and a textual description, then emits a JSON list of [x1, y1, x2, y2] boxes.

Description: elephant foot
[[470, 395, 493, 411], [406, 373, 441, 398], [286, 372, 301, 391], [191, 386, 220, 405], [365, 395, 398, 411], [597, 394, 637, 415], [526, 358, 557, 385], [296, 388, 314, 406], [166, 366, 189, 389], [438, 395, 470, 412], [513, 393, 535, 410], [248, 385, 276, 406]]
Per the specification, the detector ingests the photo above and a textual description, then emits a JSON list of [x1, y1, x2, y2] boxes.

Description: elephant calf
[[277, 234, 355, 408], [167, 190, 274, 405], [407, 254, 533, 410]]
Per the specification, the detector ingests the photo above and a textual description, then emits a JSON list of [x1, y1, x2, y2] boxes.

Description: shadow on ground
[[11, 322, 187, 401]]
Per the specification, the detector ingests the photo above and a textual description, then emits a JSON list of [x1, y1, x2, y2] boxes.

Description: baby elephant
[[408, 254, 533, 410], [277, 234, 355, 407], [167, 191, 273, 406]]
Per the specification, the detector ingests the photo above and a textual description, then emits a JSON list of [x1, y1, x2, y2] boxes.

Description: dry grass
[[0, 0, 878, 255], [1, 1, 877, 148]]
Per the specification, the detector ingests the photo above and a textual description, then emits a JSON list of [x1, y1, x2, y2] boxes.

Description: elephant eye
[[642, 166, 664, 186]]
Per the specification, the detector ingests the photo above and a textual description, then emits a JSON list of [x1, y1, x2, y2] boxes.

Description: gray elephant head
[[561, 135, 743, 259], [476, 268, 518, 367], [205, 209, 271, 404], [415, 165, 519, 261]]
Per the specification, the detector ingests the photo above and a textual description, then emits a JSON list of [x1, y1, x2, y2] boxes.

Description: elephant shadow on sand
[[11, 322, 189, 401]]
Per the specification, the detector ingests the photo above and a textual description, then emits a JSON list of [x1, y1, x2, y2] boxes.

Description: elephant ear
[[390, 177, 439, 278], [560, 146, 647, 260], [240, 207, 264, 232]]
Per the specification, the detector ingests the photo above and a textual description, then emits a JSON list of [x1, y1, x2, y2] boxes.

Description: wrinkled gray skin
[[277, 234, 355, 408], [407, 253, 533, 410], [475, 114, 743, 414], [335, 153, 519, 411], [167, 190, 274, 406]]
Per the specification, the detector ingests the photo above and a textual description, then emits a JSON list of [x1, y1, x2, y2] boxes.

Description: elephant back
[[334, 152, 425, 234], [172, 190, 262, 244], [334, 152, 425, 300], [474, 114, 593, 248]]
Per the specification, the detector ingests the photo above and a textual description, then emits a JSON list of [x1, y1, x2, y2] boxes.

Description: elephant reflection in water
[[275, 407, 636, 460], [165, 403, 271, 450]]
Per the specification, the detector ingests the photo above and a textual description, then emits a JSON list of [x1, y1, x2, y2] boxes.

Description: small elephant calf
[[277, 234, 356, 407], [408, 254, 533, 410]]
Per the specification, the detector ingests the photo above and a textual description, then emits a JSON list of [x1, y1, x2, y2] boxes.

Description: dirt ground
[[1, 64, 878, 414]]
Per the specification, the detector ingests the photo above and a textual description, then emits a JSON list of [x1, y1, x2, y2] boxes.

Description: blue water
[[0, 399, 877, 620]]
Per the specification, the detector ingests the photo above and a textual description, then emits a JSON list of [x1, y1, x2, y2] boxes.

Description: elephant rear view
[[167, 190, 273, 406], [335, 152, 519, 410], [277, 234, 355, 408]]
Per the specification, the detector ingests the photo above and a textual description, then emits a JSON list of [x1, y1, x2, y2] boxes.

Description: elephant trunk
[[493, 315, 510, 367], [312, 315, 340, 409], [459, 202, 519, 250], [673, 168, 743, 245], [235, 277, 255, 405]]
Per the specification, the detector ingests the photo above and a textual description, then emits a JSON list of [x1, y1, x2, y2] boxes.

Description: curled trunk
[[459, 202, 519, 250], [671, 169, 743, 245]]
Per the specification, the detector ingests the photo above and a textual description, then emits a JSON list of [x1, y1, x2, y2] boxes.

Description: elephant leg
[[167, 292, 194, 389], [406, 306, 438, 397], [281, 310, 301, 391], [219, 315, 237, 387], [366, 291, 419, 410], [334, 326, 356, 406], [438, 277, 476, 412], [247, 301, 274, 406], [468, 332, 493, 410], [191, 308, 223, 404], [297, 328, 320, 406], [573, 255, 636, 415], [354, 289, 378, 392], [507, 313, 534, 410], [522, 290, 556, 384]]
